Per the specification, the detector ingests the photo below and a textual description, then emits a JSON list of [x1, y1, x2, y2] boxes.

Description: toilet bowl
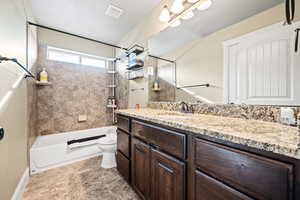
[[97, 133, 117, 169]]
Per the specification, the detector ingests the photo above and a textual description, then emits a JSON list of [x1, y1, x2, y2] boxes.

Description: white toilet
[[97, 133, 117, 169]]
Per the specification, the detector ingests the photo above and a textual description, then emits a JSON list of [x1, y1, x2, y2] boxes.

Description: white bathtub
[[30, 126, 117, 174]]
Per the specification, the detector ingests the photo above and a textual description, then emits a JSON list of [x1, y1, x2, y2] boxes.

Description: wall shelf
[[126, 44, 144, 57], [36, 81, 52, 86], [107, 85, 116, 88], [107, 71, 117, 74], [107, 105, 117, 108], [152, 88, 161, 92]]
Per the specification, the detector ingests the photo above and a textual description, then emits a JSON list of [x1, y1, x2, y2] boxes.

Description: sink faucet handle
[[179, 101, 190, 113]]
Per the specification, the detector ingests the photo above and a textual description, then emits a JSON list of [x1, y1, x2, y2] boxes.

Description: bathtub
[[30, 126, 117, 174]]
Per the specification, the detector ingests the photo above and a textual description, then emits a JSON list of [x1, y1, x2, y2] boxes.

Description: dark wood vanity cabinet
[[116, 114, 300, 200]]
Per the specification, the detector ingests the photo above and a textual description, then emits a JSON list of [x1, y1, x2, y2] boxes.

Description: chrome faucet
[[179, 101, 192, 113]]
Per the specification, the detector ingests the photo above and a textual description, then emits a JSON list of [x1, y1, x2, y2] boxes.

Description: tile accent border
[[148, 101, 300, 124]]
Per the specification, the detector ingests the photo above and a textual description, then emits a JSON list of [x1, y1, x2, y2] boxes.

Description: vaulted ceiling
[[29, 0, 161, 44]]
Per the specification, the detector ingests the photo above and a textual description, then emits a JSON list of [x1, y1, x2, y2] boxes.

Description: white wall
[[0, 0, 37, 199]]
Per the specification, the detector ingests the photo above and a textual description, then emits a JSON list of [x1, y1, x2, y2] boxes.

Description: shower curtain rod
[[148, 55, 175, 63], [27, 21, 127, 51], [27, 22, 175, 64], [177, 84, 210, 89]]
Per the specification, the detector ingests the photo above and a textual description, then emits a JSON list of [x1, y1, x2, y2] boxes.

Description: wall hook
[[0, 55, 35, 79]]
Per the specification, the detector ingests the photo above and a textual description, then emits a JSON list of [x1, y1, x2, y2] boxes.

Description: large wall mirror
[[147, 0, 300, 106]]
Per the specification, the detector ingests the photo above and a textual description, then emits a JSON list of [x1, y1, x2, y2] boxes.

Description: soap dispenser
[[39, 68, 48, 83]]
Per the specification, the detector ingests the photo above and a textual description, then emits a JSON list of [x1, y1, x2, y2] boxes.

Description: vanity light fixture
[[182, 11, 194, 20], [170, 20, 181, 27], [159, 6, 171, 22], [197, 0, 212, 10], [160, 0, 213, 27], [171, 0, 184, 14], [187, 0, 199, 3]]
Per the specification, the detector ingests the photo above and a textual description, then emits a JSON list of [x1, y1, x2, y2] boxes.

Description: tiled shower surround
[[148, 101, 300, 124], [27, 64, 38, 148], [34, 44, 128, 135]]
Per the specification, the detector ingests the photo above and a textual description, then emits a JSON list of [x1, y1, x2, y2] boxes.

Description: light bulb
[[182, 11, 194, 20], [170, 20, 181, 27], [159, 6, 171, 22], [197, 0, 212, 11], [171, 0, 184, 14], [188, 0, 199, 3]]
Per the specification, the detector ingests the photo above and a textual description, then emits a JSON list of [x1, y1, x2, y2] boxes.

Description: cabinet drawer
[[195, 170, 253, 200], [132, 120, 186, 159], [117, 150, 130, 183], [117, 115, 130, 133], [194, 138, 293, 200], [117, 129, 130, 158]]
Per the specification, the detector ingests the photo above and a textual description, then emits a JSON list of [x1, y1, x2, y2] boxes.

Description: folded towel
[[67, 134, 106, 150]]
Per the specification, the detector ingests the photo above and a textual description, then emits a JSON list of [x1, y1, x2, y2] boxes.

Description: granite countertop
[[116, 108, 300, 159]]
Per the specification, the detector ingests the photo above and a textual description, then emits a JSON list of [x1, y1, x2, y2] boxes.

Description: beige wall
[[38, 28, 115, 58], [0, 82, 29, 200], [0, 0, 37, 199]]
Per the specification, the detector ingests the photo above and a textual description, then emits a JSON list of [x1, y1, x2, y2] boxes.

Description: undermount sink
[[157, 113, 193, 119]]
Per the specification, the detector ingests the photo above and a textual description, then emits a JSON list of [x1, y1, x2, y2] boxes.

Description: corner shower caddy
[[107, 59, 118, 124]]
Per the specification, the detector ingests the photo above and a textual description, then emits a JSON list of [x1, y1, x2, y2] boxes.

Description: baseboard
[[11, 168, 29, 200], [31, 153, 102, 174]]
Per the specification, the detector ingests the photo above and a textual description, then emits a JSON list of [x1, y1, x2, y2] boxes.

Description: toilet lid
[[98, 135, 116, 145]]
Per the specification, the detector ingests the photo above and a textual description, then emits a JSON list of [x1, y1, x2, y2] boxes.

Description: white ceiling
[[29, 0, 161, 45], [149, 0, 283, 56]]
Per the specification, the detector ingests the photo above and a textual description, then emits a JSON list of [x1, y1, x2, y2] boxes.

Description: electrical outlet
[[280, 108, 296, 125], [78, 115, 87, 122]]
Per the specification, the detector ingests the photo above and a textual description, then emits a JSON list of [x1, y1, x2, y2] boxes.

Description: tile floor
[[22, 157, 140, 200]]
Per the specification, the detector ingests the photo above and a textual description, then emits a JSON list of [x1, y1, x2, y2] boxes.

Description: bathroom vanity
[[116, 109, 300, 200]]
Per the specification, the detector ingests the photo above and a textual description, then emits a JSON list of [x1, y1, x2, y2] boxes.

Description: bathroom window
[[47, 46, 107, 68], [47, 47, 80, 64], [81, 56, 106, 68]]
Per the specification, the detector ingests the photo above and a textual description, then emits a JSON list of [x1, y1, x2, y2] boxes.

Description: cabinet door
[[117, 150, 130, 183], [132, 138, 150, 200], [150, 148, 185, 200]]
